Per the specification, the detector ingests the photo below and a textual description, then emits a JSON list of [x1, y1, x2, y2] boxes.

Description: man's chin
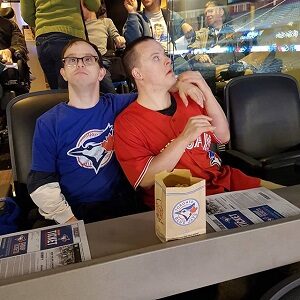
[[169, 74, 177, 83], [167, 77, 177, 89], [69, 80, 98, 88]]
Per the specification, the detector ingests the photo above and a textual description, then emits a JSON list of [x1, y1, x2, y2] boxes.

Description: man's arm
[[123, 13, 147, 43], [28, 119, 77, 224], [9, 21, 28, 59], [167, 10, 195, 43], [28, 171, 76, 224], [105, 18, 126, 48], [176, 71, 229, 142], [20, 0, 36, 28], [193, 74, 229, 143], [123, 0, 151, 43]]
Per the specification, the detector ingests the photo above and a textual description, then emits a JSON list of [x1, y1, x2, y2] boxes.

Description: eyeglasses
[[62, 56, 99, 67]]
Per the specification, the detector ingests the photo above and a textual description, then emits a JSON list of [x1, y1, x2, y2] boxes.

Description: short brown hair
[[61, 38, 104, 68], [122, 36, 154, 81]]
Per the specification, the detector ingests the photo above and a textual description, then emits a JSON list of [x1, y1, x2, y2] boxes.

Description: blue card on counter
[[214, 210, 254, 229], [249, 205, 284, 222]]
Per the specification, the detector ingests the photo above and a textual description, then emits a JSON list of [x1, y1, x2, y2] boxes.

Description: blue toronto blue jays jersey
[[31, 93, 137, 205]]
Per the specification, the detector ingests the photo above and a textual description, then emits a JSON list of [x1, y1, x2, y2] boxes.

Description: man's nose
[[165, 57, 171, 65], [77, 58, 85, 67]]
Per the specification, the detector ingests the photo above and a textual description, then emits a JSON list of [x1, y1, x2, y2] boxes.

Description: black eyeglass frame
[[62, 55, 99, 67]]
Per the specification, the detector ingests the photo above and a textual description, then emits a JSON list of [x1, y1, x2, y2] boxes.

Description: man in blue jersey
[[27, 38, 204, 224]]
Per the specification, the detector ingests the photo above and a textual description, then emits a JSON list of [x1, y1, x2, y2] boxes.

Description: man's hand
[[124, 0, 138, 13], [175, 71, 215, 107], [175, 80, 205, 107], [65, 216, 78, 224], [177, 70, 211, 95], [0, 49, 13, 63], [179, 115, 215, 145], [195, 53, 212, 64], [114, 36, 126, 48]]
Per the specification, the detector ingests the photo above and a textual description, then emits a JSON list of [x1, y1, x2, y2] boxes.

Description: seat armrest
[[261, 150, 300, 164], [222, 150, 262, 173]]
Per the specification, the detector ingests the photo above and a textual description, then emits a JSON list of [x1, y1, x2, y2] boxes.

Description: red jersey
[[115, 93, 260, 209]]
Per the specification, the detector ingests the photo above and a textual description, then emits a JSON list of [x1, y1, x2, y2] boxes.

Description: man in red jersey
[[114, 37, 281, 209]]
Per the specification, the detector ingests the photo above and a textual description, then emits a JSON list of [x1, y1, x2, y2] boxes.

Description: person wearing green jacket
[[21, 0, 100, 89]]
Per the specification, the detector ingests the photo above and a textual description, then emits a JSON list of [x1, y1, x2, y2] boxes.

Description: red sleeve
[[115, 114, 154, 189]]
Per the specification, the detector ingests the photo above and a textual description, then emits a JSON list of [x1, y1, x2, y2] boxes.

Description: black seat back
[[225, 73, 300, 159], [6, 90, 69, 210]]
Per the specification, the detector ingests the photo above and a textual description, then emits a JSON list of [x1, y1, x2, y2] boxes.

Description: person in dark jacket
[[0, 16, 28, 64], [123, 0, 196, 75], [21, 0, 100, 89], [123, 0, 194, 52]]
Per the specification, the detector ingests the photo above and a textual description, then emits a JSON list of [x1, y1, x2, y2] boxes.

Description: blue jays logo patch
[[172, 199, 199, 226], [208, 150, 221, 168], [67, 123, 114, 174]]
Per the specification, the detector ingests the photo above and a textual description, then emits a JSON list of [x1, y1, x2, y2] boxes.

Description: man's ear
[[60, 68, 67, 81], [98, 67, 106, 81], [132, 67, 143, 81]]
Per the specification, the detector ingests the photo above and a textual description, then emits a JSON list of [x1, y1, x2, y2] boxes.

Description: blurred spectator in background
[[123, 0, 195, 54], [0, 14, 30, 96], [83, 4, 126, 57], [123, 0, 196, 74], [188, 1, 250, 90], [20, 0, 100, 89], [0, 15, 28, 64], [190, 1, 238, 65], [81, 2, 126, 93], [0, 14, 30, 132]]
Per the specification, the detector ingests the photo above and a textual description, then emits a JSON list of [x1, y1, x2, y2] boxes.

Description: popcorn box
[[155, 169, 206, 242]]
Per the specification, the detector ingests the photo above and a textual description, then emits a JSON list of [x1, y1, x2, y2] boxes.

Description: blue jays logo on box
[[67, 123, 114, 174], [215, 210, 253, 229], [41, 226, 74, 250], [172, 199, 199, 226]]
